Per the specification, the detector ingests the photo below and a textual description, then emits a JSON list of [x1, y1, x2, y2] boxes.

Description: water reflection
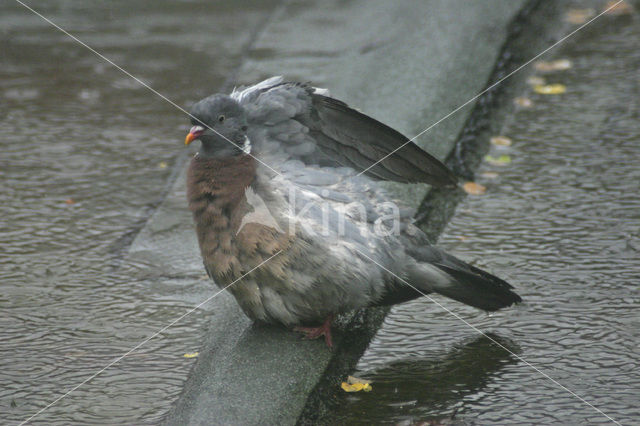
[[332, 334, 519, 424]]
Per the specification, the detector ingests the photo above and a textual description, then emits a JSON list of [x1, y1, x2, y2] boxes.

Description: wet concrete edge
[[416, 0, 570, 243]]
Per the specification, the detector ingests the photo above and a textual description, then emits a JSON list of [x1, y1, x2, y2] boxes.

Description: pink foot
[[294, 315, 334, 348]]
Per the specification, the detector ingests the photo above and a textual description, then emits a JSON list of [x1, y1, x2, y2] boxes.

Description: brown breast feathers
[[186, 154, 294, 285]]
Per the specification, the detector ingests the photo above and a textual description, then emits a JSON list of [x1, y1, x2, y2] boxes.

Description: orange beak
[[184, 125, 205, 145]]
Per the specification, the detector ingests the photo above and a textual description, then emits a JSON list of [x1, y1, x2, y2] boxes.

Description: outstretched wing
[[231, 77, 457, 187]]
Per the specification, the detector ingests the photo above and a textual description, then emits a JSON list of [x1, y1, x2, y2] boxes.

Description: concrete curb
[[127, 0, 529, 424]]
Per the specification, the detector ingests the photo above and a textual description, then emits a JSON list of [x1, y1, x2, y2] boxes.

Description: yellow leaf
[[341, 382, 372, 392], [565, 8, 595, 24], [533, 84, 566, 95], [183, 352, 199, 358], [341, 375, 373, 392], [463, 182, 486, 195], [158, 161, 168, 169], [341, 382, 361, 392], [534, 59, 572, 72], [490, 136, 512, 147], [484, 155, 512, 166]]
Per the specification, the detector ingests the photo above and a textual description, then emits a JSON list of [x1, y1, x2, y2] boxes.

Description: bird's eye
[[218, 115, 225, 123]]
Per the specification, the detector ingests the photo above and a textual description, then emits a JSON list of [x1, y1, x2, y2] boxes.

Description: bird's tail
[[406, 248, 522, 311]]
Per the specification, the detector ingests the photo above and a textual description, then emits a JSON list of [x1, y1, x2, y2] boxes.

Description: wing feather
[[302, 94, 457, 186], [235, 78, 457, 187]]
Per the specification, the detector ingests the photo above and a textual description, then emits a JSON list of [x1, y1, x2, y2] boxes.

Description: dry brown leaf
[[565, 8, 595, 24], [463, 182, 486, 195], [490, 136, 512, 147], [65, 198, 75, 205]]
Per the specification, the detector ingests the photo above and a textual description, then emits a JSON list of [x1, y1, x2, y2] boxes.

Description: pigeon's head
[[184, 94, 249, 157]]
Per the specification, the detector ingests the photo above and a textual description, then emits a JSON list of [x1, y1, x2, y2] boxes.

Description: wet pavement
[[0, 1, 278, 423], [2, 1, 639, 425], [332, 6, 640, 425]]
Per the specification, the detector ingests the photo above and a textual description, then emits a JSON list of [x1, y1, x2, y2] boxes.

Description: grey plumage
[[185, 76, 521, 332]]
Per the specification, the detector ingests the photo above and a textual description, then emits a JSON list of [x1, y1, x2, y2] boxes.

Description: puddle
[[0, 1, 277, 423]]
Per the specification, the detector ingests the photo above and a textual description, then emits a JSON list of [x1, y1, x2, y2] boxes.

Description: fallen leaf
[[341, 375, 373, 392], [341, 382, 372, 392], [514, 97, 533, 107], [158, 161, 168, 169], [534, 59, 572, 72], [183, 352, 199, 358], [526, 76, 546, 86], [456, 236, 469, 241], [463, 182, 486, 195], [65, 198, 75, 205], [565, 8, 595, 24], [533, 84, 566, 95], [604, 0, 634, 15], [490, 136, 512, 147], [480, 171, 499, 179], [484, 155, 512, 166]]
